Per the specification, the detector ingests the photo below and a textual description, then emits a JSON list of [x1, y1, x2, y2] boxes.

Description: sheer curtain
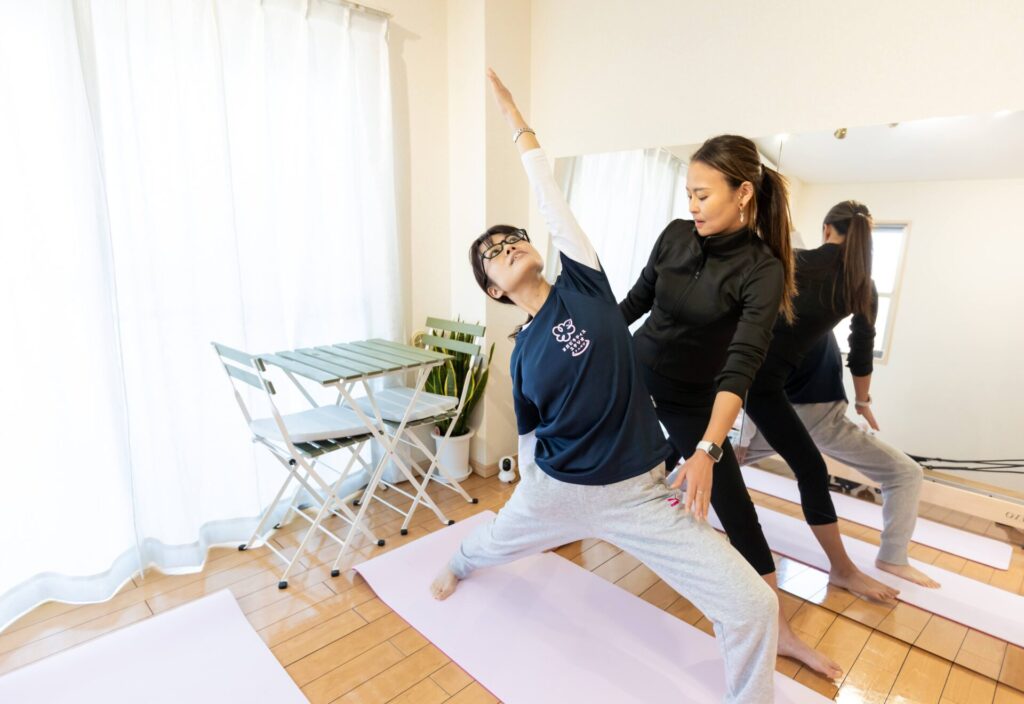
[[557, 148, 689, 328], [0, 0, 400, 630]]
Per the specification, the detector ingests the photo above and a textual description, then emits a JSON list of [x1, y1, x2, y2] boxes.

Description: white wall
[[530, 0, 1024, 158], [792, 179, 1024, 492], [374, 0, 450, 338]]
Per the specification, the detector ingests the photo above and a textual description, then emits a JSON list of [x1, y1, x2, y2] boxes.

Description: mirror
[[552, 110, 1024, 501]]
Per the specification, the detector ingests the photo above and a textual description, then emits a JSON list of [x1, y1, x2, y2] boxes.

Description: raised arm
[[487, 69, 599, 270]]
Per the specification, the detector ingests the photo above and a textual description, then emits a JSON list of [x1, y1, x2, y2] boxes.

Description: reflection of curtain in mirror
[[0, 0, 399, 629], [557, 149, 689, 330]]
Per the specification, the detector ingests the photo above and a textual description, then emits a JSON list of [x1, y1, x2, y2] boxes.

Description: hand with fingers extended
[[671, 452, 714, 521], [855, 403, 880, 432], [486, 68, 527, 130]]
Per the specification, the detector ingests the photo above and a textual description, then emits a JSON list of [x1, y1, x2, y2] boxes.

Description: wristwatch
[[696, 440, 724, 463]]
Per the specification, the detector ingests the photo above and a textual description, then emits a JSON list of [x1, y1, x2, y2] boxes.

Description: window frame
[[837, 219, 912, 366]]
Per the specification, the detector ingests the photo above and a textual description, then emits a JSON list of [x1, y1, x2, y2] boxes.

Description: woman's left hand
[[671, 451, 714, 521], [487, 68, 526, 129], [856, 404, 880, 431]]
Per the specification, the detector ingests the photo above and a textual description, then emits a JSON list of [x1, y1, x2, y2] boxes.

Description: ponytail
[[824, 200, 874, 320], [753, 165, 796, 323]]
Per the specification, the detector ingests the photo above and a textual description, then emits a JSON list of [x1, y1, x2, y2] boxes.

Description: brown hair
[[690, 135, 796, 322], [469, 225, 533, 338], [824, 200, 874, 319]]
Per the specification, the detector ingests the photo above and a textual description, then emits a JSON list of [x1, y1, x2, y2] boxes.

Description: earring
[[739, 206, 745, 224]]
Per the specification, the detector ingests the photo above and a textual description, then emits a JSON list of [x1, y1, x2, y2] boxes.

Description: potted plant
[[422, 323, 494, 482]]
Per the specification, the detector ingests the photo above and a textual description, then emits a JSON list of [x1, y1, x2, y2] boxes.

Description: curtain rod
[[322, 0, 392, 20]]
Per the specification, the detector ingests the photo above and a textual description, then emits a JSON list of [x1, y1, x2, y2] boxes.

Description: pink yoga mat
[[741, 465, 1012, 570], [709, 505, 1024, 648], [355, 511, 830, 704], [0, 590, 308, 703]]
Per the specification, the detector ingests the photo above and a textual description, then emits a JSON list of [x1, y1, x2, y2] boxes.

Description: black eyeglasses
[[480, 230, 530, 261]]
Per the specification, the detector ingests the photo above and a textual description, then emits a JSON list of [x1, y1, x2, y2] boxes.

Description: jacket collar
[[694, 224, 755, 254]]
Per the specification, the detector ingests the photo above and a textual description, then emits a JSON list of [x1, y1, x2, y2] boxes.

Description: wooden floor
[[1, 472, 1022, 703]]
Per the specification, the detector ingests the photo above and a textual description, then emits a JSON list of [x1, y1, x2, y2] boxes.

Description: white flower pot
[[432, 427, 474, 484]]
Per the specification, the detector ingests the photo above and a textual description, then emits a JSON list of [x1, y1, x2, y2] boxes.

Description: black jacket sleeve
[[619, 223, 670, 325], [847, 283, 878, 376], [715, 257, 785, 398]]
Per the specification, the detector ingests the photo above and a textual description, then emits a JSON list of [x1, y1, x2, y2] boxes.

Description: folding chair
[[212, 342, 382, 589], [347, 318, 487, 535]]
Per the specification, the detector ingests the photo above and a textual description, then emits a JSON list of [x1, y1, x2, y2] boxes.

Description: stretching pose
[[431, 70, 778, 704], [739, 207, 935, 588], [741, 201, 925, 593], [619, 137, 843, 678]]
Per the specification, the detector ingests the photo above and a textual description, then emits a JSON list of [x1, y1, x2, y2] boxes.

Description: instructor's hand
[[671, 452, 714, 521], [855, 404, 880, 432], [486, 68, 526, 129]]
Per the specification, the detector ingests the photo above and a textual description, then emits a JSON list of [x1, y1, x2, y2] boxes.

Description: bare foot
[[778, 621, 843, 679], [876, 559, 940, 588], [829, 565, 899, 603], [430, 566, 460, 600]]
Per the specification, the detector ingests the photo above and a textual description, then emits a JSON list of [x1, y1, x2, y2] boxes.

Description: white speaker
[[498, 455, 517, 483]]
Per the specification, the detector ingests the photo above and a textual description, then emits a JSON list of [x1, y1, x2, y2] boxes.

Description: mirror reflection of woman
[[741, 201, 937, 590], [432, 70, 780, 704], [619, 141, 843, 678]]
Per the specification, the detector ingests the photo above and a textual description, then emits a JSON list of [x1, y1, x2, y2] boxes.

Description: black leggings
[[643, 366, 776, 576], [744, 362, 838, 527]]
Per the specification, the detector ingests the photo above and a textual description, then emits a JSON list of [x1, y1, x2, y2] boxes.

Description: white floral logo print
[[552, 318, 591, 357], [552, 319, 576, 342]]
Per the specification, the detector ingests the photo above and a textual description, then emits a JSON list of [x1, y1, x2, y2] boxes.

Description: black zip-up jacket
[[619, 219, 784, 398], [759, 243, 877, 379]]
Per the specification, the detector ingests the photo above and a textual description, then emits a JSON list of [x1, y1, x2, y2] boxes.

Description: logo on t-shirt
[[552, 318, 591, 357]]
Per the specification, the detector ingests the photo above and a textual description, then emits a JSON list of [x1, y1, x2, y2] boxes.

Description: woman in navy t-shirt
[[429, 70, 778, 704]]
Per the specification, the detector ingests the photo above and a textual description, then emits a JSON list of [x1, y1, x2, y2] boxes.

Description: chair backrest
[[418, 318, 489, 415], [212, 342, 277, 425], [421, 317, 485, 358]]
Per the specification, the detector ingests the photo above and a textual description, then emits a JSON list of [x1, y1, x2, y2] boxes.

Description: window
[[835, 223, 909, 362]]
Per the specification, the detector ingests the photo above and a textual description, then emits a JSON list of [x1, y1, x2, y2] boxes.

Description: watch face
[[711, 445, 724, 461]]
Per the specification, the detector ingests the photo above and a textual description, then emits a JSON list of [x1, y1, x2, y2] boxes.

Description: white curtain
[[558, 148, 689, 328], [0, 0, 400, 630]]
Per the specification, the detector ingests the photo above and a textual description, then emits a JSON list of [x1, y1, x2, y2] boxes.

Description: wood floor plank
[[955, 630, 1009, 682], [285, 611, 407, 686], [794, 615, 872, 697], [384, 677, 450, 704], [431, 661, 473, 696], [258, 583, 376, 648], [302, 640, 405, 704], [916, 616, 970, 662], [887, 648, 952, 704], [443, 681, 499, 704], [877, 601, 932, 644], [940, 665, 998, 704], [835, 630, 909, 704], [334, 643, 448, 704]]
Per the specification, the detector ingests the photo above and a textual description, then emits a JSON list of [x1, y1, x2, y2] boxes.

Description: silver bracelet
[[855, 396, 872, 408], [512, 127, 535, 143]]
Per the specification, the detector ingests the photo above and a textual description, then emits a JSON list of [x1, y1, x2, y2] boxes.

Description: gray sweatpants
[[450, 461, 779, 704], [743, 400, 923, 565]]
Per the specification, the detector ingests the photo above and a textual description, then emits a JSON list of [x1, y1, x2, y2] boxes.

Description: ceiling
[[752, 111, 1024, 185], [665, 111, 1024, 185]]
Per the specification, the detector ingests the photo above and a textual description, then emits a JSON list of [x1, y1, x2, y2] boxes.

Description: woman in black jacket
[[620, 135, 840, 678], [743, 200, 936, 590]]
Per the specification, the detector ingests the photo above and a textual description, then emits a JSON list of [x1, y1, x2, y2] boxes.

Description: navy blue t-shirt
[[785, 332, 848, 404], [511, 253, 672, 485]]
